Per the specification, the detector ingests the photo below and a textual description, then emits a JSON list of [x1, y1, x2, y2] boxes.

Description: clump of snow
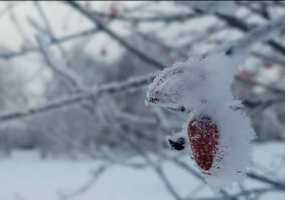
[[147, 48, 255, 189]]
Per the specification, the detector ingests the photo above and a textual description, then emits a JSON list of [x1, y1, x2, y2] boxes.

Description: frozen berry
[[188, 115, 219, 171]]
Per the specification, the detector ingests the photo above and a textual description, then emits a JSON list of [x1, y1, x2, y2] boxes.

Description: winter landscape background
[[1, 1, 285, 200]]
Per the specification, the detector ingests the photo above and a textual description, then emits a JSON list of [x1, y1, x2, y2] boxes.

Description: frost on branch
[[146, 51, 243, 111], [146, 48, 255, 188]]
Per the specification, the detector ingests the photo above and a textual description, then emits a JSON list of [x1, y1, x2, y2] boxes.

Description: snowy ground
[[1, 143, 285, 200]]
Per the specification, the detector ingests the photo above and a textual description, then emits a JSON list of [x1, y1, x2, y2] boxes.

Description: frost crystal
[[146, 50, 255, 188]]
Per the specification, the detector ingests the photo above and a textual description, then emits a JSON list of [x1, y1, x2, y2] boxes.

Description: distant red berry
[[264, 63, 273, 69], [239, 69, 254, 79], [188, 115, 219, 171], [110, 5, 118, 17]]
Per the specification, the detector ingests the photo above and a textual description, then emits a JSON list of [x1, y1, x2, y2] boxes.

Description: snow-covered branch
[[0, 73, 155, 123]]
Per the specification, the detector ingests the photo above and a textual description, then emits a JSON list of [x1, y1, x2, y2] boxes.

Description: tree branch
[[0, 72, 155, 123], [216, 13, 285, 55], [65, 1, 165, 70]]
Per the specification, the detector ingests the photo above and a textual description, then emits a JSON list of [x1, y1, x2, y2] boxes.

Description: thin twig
[[58, 165, 108, 200]]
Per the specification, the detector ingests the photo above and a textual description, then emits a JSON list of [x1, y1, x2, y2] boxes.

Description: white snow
[[1, 144, 285, 200], [0, 151, 211, 200]]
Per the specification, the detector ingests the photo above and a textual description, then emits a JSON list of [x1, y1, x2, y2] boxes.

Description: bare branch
[[216, 13, 285, 55], [247, 172, 285, 190], [91, 10, 199, 23]]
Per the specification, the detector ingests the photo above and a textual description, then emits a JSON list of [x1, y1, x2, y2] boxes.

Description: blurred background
[[1, 1, 285, 200]]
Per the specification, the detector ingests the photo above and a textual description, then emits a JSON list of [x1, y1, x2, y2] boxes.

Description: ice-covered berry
[[188, 115, 219, 171]]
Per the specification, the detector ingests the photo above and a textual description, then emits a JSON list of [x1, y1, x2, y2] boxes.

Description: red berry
[[264, 63, 273, 69], [110, 5, 118, 17], [188, 115, 219, 171]]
